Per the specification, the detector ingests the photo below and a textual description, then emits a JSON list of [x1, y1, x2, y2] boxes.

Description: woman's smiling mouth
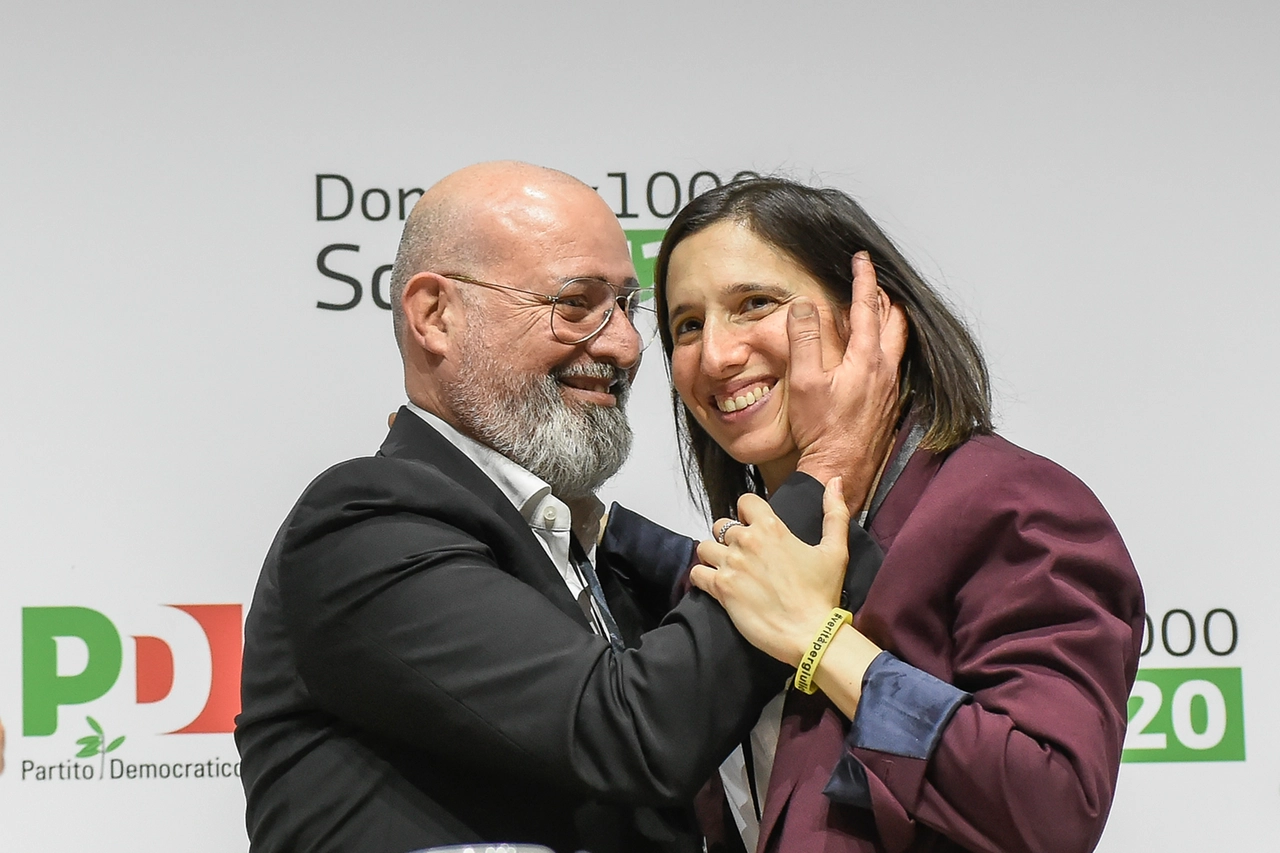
[[715, 383, 773, 413]]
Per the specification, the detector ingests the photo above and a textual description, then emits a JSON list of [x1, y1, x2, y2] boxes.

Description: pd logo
[[22, 605, 242, 737]]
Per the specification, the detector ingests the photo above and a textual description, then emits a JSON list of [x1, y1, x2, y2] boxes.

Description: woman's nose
[[699, 320, 749, 377]]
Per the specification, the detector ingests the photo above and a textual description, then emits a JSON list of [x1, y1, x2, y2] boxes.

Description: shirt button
[[543, 507, 558, 524]]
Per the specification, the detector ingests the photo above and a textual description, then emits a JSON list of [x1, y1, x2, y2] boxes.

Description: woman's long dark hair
[[653, 177, 993, 520]]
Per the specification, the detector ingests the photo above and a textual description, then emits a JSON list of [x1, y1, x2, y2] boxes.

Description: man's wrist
[[794, 451, 843, 486], [796, 452, 874, 509]]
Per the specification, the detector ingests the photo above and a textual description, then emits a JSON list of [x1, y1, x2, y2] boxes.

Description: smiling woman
[[663, 221, 853, 493], [655, 178, 994, 521], [649, 177, 1145, 853]]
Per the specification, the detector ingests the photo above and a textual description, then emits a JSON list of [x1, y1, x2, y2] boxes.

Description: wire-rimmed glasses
[[441, 273, 659, 350]]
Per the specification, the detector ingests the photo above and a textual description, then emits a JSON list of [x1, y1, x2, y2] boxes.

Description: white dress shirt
[[719, 692, 786, 852]]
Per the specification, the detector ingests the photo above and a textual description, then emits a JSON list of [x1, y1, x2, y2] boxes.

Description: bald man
[[236, 163, 895, 853]]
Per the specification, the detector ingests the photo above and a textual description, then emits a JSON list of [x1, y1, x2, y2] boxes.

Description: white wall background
[[1, 2, 1276, 850]]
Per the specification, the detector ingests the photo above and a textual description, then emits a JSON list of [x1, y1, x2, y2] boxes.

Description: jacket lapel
[[378, 407, 594, 631], [753, 691, 804, 851], [867, 422, 947, 551]]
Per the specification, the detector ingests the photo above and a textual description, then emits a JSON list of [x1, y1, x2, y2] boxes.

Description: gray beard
[[444, 344, 633, 501]]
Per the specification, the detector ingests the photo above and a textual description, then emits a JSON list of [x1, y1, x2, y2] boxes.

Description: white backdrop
[[2, 2, 1276, 850]]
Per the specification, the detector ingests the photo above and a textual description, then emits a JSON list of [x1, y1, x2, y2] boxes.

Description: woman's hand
[[787, 252, 908, 510], [691, 479, 851, 667]]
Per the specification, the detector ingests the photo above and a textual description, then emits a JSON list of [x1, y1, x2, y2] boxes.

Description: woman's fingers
[[688, 562, 719, 599], [734, 494, 774, 527], [697, 537, 727, 566], [694, 486, 853, 665], [820, 477, 850, 560]]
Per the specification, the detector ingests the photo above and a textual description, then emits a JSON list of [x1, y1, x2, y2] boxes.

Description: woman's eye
[[740, 294, 780, 315], [672, 316, 702, 337]]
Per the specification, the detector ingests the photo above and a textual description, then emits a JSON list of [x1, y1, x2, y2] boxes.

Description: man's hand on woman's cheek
[[786, 252, 907, 510]]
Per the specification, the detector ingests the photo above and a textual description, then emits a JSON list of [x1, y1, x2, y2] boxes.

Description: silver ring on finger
[[714, 519, 745, 545]]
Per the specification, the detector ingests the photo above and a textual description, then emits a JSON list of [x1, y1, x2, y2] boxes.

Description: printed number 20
[[1122, 668, 1244, 763]]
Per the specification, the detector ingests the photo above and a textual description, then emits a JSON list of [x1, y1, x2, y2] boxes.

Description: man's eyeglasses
[[441, 273, 659, 350]]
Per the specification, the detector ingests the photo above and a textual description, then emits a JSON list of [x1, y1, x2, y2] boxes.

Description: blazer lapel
[[754, 689, 819, 851], [378, 407, 594, 631], [757, 690, 875, 853], [867, 422, 947, 551]]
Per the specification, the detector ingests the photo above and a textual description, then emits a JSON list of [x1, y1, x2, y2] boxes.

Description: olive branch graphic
[[75, 716, 125, 779]]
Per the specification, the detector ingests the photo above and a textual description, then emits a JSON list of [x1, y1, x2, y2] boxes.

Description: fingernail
[[855, 250, 870, 261], [791, 299, 816, 319]]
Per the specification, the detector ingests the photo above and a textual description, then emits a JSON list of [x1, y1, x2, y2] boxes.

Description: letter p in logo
[[22, 607, 122, 736]]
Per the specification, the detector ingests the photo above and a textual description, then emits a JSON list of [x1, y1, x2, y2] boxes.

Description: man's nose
[[585, 306, 642, 371]]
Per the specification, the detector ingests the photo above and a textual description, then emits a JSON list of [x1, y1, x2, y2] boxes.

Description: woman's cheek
[[669, 348, 703, 417]]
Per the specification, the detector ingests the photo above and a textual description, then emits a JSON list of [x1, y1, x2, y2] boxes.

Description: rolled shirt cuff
[[824, 651, 969, 807]]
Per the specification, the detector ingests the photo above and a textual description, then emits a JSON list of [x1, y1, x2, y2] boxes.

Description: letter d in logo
[[168, 604, 242, 734], [22, 607, 122, 736]]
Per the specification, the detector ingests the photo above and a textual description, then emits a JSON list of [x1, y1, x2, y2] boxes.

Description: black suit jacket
[[236, 409, 814, 853]]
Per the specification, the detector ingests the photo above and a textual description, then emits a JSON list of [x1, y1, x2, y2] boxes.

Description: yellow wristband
[[794, 607, 853, 694]]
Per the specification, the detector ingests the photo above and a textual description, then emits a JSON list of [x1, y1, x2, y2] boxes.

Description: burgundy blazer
[[702, 429, 1145, 853]]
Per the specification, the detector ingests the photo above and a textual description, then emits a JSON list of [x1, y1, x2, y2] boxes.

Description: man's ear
[[402, 272, 459, 357]]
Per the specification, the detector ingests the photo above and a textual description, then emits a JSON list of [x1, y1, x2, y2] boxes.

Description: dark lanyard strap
[[860, 422, 925, 529], [569, 537, 626, 654], [741, 737, 762, 822]]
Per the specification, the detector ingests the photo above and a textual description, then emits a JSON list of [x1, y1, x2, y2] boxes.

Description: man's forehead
[[480, 200, 632, 276], [483, 182, 615, 231]]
